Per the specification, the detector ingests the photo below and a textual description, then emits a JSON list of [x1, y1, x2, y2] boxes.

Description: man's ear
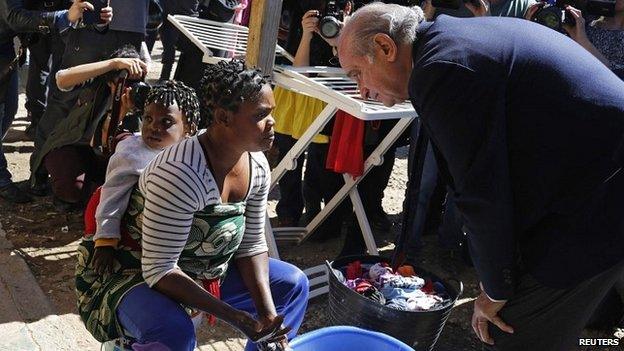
[[213, 108, 230, 126], [372, 33, 398, 62]]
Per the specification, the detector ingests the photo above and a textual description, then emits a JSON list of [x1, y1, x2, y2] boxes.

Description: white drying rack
[[168, 15, 294, 64], [168, 15, 417, 298]]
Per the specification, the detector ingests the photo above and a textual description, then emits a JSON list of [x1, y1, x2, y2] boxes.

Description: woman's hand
[[562, 6, 587, 42], [301, 10, 320, 38], [524, 2, 544, 20], [236, 312, 292, 344], [259, 315, 290, 349], [466, 0, 491, 17], [112, 58, 148, 80], [422, 0, 437, 21]]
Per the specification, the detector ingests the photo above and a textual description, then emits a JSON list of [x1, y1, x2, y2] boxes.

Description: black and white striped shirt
[[138, 137, 270, 287]]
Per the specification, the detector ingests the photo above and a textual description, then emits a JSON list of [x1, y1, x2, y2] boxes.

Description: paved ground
[[0, 220, 100, 350]]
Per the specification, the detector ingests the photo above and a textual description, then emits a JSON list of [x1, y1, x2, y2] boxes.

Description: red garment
[[326, 110, 365, 178], [201, 279, 221, 325], [421, 280, 435, 294], [346, 260, 362, 280], [83, 187, 102, 237]]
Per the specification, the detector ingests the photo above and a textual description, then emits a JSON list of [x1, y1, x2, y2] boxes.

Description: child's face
[[141, 102, 188, 150]]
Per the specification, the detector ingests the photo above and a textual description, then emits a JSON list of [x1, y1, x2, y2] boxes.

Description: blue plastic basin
[[290, 326, 414, 351]]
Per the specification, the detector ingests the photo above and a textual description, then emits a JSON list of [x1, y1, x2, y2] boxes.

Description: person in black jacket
[[22, 0, 72, 139], [0, 0, 112, 203], [339, 3, 624, 350]]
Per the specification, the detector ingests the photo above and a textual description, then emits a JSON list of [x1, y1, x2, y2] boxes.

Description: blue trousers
[[116, 258, 309, 351], [0, 66, 19, 188]]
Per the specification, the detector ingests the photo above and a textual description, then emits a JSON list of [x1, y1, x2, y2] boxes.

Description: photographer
[[273, 1, 352, 235], [28, 0, 149, 199], [0, 0, 112, 204], [525, 0, 624, 79], [30, 45, 147, 212], [22, 0, 72, 139]]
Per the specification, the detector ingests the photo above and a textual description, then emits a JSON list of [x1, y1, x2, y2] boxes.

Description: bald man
[[338, 3, 624, 351]]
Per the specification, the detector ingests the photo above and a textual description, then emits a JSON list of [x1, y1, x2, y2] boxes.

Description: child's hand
[[93, 246, 116, 275]]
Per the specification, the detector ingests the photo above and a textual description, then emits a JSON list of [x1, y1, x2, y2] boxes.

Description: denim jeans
[[0, 67, 19, 188]]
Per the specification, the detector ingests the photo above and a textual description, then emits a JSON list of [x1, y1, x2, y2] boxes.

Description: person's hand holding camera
[[119, 86, 136, 121], [68, 0, 113, 24], [302, 10, 320, 39], [466, 0, 491, 17], [112, 58, 148, 80], [421, 0, 437, 21], [562, 6, 587, 42], [524, 2, 545, 20]]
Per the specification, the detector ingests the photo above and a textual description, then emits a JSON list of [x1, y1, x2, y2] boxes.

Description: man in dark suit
[[338, 3, 624, 350]]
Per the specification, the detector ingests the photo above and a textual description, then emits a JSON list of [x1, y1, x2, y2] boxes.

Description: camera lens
[[128, 82, 151, 110], [320, 16, 341, 38]]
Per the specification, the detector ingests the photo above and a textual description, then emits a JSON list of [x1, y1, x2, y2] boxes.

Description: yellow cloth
[[273, 87, 329, 144]]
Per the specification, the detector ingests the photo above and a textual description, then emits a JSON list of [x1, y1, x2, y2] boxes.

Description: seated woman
[[76, 60, 309, 351]]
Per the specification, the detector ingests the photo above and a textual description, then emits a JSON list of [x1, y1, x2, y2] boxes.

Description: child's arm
[[56, 57, 147, 91], [94, 149, 142, 247]]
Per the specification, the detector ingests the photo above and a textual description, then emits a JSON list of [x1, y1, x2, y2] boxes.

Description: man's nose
[[359, 85, 370, 100]]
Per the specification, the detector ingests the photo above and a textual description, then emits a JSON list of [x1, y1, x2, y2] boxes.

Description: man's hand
[[99, 5, 113, 25], [471, 289, 514, 345], [466, 0, 491, 17], [92, 246, 116, 275], [112, 58, 148, 80], [68, 0, 94, 23]]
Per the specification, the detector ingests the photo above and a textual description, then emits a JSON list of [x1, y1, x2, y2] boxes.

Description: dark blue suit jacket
[[408, 16, 624, 300]]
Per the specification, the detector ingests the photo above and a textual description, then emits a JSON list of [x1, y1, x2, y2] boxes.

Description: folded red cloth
[[326, 110, 365, 178]]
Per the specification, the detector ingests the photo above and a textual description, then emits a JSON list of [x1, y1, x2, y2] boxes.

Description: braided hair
[[144, 80, 202, 135], [199, 59, 269, 126]]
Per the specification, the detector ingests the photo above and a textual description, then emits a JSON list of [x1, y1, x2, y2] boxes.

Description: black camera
[[532, 0, 616, 32], [318, 1, 345, 39], [127, 81, 151, 110], [429, 0, 481, 10]]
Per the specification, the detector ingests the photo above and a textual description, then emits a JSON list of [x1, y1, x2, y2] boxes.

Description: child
[[91, 80, 201, 274]]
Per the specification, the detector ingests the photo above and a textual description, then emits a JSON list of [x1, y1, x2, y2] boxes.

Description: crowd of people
[[0, 0, 623, 350]]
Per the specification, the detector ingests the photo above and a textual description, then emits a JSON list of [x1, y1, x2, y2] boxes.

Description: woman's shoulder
[[249, 151, 270, 172], [142, 137, 207, 180]]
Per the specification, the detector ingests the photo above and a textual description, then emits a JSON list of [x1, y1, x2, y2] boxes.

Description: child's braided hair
[[199, 59, 269, 126], [144, 80, 202, 135]]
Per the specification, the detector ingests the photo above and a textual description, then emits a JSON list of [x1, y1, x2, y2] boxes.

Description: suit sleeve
[[413, 60, 516, 300], [0, 0, 69, 34]]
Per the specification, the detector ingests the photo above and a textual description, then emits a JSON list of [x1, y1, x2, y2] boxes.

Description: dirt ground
[[1, 42, 621, 350]]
